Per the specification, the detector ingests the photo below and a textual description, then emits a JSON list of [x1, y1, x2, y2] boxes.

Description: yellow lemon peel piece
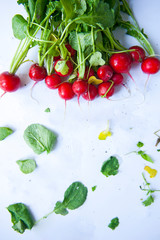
[[144, 166, 157, 178], [88, 76, 103, 85], [98, 121, 112, 140]]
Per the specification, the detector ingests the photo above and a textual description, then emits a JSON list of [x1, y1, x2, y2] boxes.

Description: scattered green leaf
[[0, 127, 13, 141], [137, 141, 144, 148], [44, 108, 51, 112], [108, 217, 119, 230], [7, 203, 34, 234], [138, 151, 154, 163], [92, 186, 97, 192], [142, 195, 154, 207], [101, 156, 119, 177], [23, 123, 57, 154], [16, 159, 37, 174]]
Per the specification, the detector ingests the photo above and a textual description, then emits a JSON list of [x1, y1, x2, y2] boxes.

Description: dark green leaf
[[54, 201, 68, 216], [0, 127, 13, 141], [137, 141, 144, 148], [16, 159, 37, 174], [101, 156, 119, 177], [28, 0, 36, 20], [62, 182, 88, 210], [12, 14, 28, 40], [108, 217, 119, 230], [7, 203, 34, 234], [23, 123, 57, 154], [142, 195, 154, 207], [34, 0, 49, 23]]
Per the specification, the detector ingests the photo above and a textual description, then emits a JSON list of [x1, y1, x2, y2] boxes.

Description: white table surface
[[1, 1, 160, 240]]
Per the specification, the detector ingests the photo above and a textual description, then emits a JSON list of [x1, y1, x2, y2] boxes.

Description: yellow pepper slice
[[144, 166, 157, 178]]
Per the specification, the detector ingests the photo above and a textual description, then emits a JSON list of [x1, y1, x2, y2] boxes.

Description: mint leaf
[[23, 124, 57, 154], [7, 203, 34, 234], [142, 195, 154, 207], [16, 159, 37, 174], [108, 217, 119, 230], [54, 201, 68, 216], [101, 156, 119, 177], [0, 127, 13, 141], [62, 182, 88, 210], [137, 141, 144, 148]]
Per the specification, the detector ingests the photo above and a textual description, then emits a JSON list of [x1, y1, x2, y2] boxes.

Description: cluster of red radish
[[0, 45, 160, 102]]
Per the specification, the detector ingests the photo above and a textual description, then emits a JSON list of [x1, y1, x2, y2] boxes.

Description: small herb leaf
[[16, 159, 37, 174], [0, 127, 13, 141], [138, 151, 154, 163], [23, 124, 57, 154], [101, 156, 119, 177], [142, 195, 154, 207], [7, 203, 34, 234], [137, 141, 144, 148], [108, 217, 119, 230]]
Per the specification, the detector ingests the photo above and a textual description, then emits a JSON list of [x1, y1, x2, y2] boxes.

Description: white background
[[1, 1, 160, 240]]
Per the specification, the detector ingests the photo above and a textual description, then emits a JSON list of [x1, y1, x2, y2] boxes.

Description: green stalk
[[104, 28, 126, 51]]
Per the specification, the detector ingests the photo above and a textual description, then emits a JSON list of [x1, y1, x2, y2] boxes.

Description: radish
[[58, 82, 75, 100], [141, 57, 160, 74], [109, 52, 132, 73], [82, 84, 98, 101], [72, 79, 88, 104], [45, 74, 62, 89], [129, 46, 146, 63], [97, 65, 113, 82], [0, 71, 21, 96], [65, 43, 76, 57], [29, 63, 47, 81], [111, 73, 124, 85], [109, 52, 135, 84], [98, 82, 114, 98], [77, 66, 95, 80], [54, 59, 73, 77]]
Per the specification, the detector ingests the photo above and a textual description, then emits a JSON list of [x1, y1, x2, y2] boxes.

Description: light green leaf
[[16, 159, 37, 174], [142, 195, 154, 207], [0, 127, 13, 141], [89, 51, 105, 66], [23, 124, 57, 154]]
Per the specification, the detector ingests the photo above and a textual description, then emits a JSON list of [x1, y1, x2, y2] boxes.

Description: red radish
[[97, 65, 113, 82], [98, 82, 114, 98], [65, 43, 76, 56], [82, 84, 98, 101], [112, 73, 124, 85], [72, 79, 88, 104], [58, 82, 74, 100], [141, 57, 160, 74], [129, 46, 145, 62], [109, 52, 135, 84], [0, 71, 21, 96], [78, 66, 95, 80], [29, 63, 47, 81], [109, 52, 132, 73], [54, 59, 73, 77], [45, 74, 61, 89]]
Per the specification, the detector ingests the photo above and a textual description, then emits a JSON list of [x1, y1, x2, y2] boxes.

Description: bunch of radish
[[0, 0, 160, 104]]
